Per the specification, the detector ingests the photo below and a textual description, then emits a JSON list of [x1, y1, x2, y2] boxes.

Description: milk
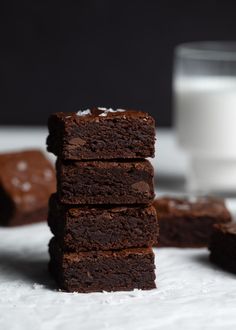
[[174, 76, 236, 191]]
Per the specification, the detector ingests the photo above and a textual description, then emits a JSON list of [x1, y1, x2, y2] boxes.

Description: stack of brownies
[[47, 107, 158, 293]]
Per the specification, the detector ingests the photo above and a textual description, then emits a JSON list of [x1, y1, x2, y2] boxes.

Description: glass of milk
[[174, 42, 236, 193]]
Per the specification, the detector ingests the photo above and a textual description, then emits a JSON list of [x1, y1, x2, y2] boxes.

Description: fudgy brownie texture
[[57, 159, 154, 205], [209, 223, 236, 273], [49, 238, 156, 292], [0, 150, 56, 226], [47, 108, 155, 160], [48, 193, 159, 251], [153, 197, 232, 247]]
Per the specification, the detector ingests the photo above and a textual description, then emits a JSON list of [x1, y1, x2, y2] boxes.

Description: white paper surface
[[1, 220, 236, 330]]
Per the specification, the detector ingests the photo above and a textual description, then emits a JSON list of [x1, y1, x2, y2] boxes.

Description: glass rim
[[175, 41, 236, 61]]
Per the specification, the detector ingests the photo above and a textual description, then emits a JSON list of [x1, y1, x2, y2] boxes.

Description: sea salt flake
[[17, 161, 28, 171], [176, 204, 190, 211], [169, 200, 190, 210], [21, 182, 31, 192], [98, 108, 126, 117], [188, 196, 198, 203], [11, 177, 21, 187], [169, 200, 177, 208], [76, 109, 91, 116], [175, 203, 191, 211], [44, 169, 53, 180], [14, 196, 21, 204], [24, 195, 36, 203], [98, 107, 107, 111]]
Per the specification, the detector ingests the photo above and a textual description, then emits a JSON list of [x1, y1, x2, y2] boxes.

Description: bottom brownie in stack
[[49, 238, 156, 293], [48, 194, 158, 292]]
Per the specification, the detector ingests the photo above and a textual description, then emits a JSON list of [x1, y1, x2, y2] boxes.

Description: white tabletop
[[0, 127, 236, 330]]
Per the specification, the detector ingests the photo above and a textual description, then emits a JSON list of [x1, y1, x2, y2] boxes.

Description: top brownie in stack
[[47, 107, 155, 160]]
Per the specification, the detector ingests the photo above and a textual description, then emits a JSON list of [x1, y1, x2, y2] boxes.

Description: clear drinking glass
[[173, 42, 236, 193]]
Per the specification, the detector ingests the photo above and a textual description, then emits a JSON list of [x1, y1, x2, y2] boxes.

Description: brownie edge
[[209, 223, 236, 273]]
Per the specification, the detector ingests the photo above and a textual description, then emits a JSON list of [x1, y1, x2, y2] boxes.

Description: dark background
[[1, 0, 236, 126]]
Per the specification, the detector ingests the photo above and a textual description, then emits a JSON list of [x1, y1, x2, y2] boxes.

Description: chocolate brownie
[[57, 159, 154, 205], [49, 238, 156, 292], [153, 196, 232, 247], [48, 193, 158, 251], [47, 108, 155, 160], [0, 150, 56, 226], [209, 223, 236, 273]]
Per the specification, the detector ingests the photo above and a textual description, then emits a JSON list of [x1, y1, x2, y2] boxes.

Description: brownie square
[[47, 108, 155, 160], [48, 193, 158, 252], [0, 150, 56, 226], [153, 197, 232, 247], [57, 159, 154, 205], [209, 223, 236, 273], [49, 238, 156, 293]]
